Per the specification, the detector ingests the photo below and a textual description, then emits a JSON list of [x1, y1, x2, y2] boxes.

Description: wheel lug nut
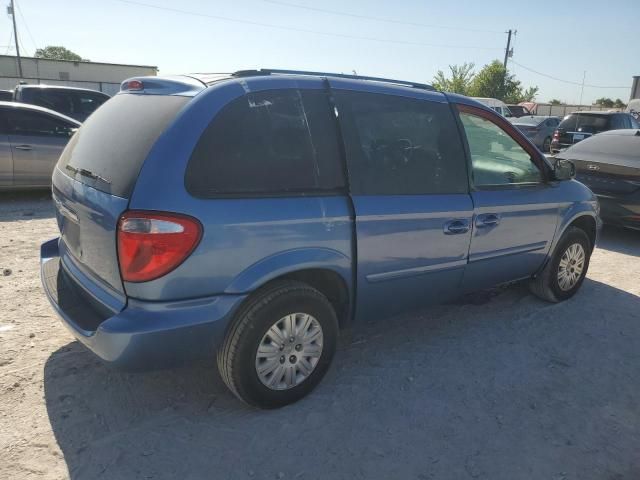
[[280, 356, 285, 364], [295, 344, 302, 351], [289, 355, 297, 363], [289, 337, 295, 343]]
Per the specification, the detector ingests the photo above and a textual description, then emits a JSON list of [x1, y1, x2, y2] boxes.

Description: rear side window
[[57, 94, 188, 198], [24, 89, 75, 116], [5, 109, 75, 136], [185, 89, 344, 197], [334, 90, 467, 195], [558, 114, 610, 133]]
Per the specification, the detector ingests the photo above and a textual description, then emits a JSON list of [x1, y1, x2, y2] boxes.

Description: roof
[[0, 100, 81, 125], [15, 84, 110, 96], [0, 54, 157, 70], [186, 69, 434, 90], [565, 111, 621, 116], [120, 69, 437, 98]]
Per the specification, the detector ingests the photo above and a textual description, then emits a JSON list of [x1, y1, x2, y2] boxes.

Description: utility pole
[[9, 0, 23, 79], [503, 29, 513, 69]]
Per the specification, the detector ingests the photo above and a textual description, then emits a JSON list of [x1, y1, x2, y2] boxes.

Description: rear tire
[[529, 226, 592, 303], [217, 281, 338, 408]]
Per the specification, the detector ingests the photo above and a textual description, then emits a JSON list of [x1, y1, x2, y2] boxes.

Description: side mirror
[[553, 158, 575, 181]]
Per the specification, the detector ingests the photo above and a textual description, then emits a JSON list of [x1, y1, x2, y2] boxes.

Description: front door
[[331, 84, 473, 321], [456, 104, 559, 291], [6, 108, 74, 187]]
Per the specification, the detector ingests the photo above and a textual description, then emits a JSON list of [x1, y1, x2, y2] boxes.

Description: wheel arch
[[225, 248, 353, 329]]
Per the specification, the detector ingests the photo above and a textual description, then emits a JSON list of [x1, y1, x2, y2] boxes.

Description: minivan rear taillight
[[117, 211, 202, 283]]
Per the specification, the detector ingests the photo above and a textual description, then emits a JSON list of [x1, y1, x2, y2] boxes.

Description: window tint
[[6, 109, 74, 136], [611, 115, 626, 129], [460, 112, 542, 187], [186, 89, 344, 196], [558, 113, 610, 133], [631, 116, 639, 129], [57, 94, 188, 198], [74, 91, 108, 115], [334, 90, 467, 195], [27, 89, 75, 116]]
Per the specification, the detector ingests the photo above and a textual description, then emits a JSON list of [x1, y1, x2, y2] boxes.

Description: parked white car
[[471, 97, 513, 117]]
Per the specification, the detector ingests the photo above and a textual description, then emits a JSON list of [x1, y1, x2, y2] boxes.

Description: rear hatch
[[565, 131, 640, 197], [52, 93, 190, 305], [555, 113, 611, 148]]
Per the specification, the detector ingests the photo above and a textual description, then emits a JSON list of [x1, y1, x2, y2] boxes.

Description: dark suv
[[550, 111, 639, 153], [14, 84, 110, 122], [41, 69, 600, 408]]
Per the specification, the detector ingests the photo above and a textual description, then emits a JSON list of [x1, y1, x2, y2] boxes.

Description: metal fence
[[531, 103, 618, 117]]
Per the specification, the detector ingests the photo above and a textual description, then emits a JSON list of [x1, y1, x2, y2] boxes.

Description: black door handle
[[14, 144, 33, 151], [443, 219, 470, 235]]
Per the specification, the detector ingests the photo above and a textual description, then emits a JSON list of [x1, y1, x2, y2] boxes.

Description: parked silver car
[[0, 102, 80, 189], [509, 115, 560, 152]]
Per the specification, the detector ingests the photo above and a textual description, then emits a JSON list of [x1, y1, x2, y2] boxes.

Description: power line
[[510, 60, 628, 89], [15, 0, 39, 54], [113, 0, 502, 51], [262, 0, 504, 34]]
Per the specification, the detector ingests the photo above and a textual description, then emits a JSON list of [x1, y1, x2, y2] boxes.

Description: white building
[[0, 55, 158, 96]]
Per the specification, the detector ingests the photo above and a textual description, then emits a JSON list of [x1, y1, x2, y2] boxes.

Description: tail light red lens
[[553, 130, 560, 139], [117, 211, 202, 283]]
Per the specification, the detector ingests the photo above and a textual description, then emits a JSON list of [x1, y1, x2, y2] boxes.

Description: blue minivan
[[41, 69, 600, 407]]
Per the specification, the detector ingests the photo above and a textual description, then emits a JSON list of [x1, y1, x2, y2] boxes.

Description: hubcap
[[557, 243, 586, 291], [255, 313, 323, 391]]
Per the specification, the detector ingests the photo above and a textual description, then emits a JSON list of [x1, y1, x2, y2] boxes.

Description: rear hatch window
[[558, 114, 610, 134], [57, 94, 189, 198]]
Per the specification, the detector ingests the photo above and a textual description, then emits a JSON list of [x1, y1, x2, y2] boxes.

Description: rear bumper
[[597, 195, 640, 230], [40, 238, 246, 369]]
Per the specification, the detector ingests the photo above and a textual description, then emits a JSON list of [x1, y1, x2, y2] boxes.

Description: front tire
[[530, 226, 592, 302], [217, 281, 338, 408]]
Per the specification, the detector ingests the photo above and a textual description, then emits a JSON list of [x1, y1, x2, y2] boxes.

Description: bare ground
[[1, 191, 639, 480]]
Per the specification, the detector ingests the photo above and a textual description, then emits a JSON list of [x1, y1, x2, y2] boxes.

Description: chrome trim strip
[[469, 241, 547, 263], [366, 259, 467, 283]]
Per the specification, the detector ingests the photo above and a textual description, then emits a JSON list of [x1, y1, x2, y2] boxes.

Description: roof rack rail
[[232, 68, 434, 91]]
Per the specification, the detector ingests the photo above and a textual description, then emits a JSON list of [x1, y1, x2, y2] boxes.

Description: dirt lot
[[1, 191, 639, 480]]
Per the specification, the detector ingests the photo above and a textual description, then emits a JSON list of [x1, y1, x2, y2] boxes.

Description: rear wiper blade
[[65, 164, 111, 185]]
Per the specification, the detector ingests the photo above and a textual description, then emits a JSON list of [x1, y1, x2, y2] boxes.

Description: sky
[[1, 0, 637, 104]]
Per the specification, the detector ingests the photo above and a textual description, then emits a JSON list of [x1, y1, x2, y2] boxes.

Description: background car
[[509, 115, 559, 152], [557, 129, 640, 230], [507, 104, 532, 117], [0, 101, 80, 189], [13, 84, 110, 122], [471, 97, 512, 117], [0, 90, 13, 101], [550, 111, 639, 153]]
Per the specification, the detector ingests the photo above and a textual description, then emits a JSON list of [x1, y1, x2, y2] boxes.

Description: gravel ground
[[1, 191, 639, 480]]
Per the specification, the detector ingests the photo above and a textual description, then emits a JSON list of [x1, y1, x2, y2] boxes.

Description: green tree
[[549, 99, 563, 105], [34, 46, 88, 62], [466, 60, 538, 103], [594, 97, 615, 108], [432, 63, 475, 95], [613, 98, 627, 109]]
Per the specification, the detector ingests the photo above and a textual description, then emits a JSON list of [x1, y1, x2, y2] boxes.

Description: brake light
[[117, 211, 202, 282], [123, 80, 144, 91], [553, 130, 560, 139]]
